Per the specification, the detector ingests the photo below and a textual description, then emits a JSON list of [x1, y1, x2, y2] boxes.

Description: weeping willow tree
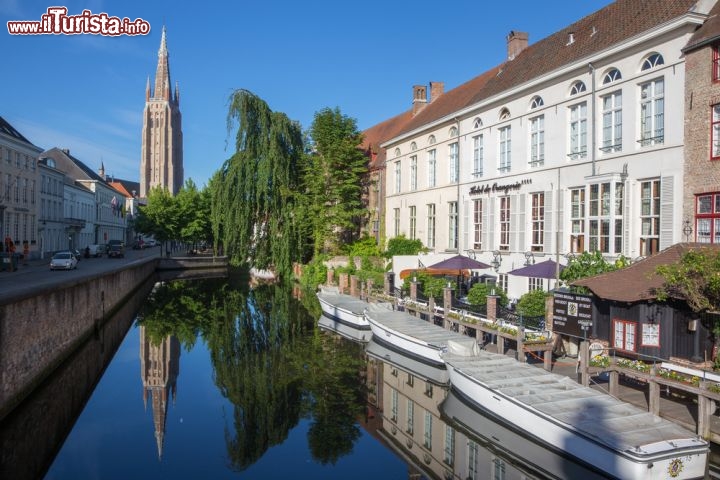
[[211, 89, 305, 278]]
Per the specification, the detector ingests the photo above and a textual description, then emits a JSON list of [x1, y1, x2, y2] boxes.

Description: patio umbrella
[[428, 254, 492, 272], [508, 258, 564, 279]]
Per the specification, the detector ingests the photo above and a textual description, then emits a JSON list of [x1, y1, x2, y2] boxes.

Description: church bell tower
[[140, 26, 183, 198]]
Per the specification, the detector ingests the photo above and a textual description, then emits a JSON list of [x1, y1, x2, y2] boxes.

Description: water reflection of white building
[[366, 338, 611, 479]]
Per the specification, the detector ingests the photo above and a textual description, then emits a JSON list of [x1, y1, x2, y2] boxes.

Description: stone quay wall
[[0, 258, 158, 420]]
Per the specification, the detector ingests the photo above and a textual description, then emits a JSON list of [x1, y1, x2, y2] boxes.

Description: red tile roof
[[573, 243, 720, 303], [383, 0, 701, 142], [361, 110, 414, 170]]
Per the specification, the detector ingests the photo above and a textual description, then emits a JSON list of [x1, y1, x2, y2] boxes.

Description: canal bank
[[0, 256, 158, 421]]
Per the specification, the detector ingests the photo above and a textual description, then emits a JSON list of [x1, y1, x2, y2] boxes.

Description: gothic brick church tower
[[140, 26, 183, 198]]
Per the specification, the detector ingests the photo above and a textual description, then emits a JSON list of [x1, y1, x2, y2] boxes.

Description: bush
[[300, 255, 328, 289], [467, 283, 508, 307], [516, 289, 547, 317]]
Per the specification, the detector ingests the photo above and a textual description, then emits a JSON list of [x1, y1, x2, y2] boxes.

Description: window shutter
[[660, 176, 674, 249], [513, 194, 525, 252], [485, 197, 494, 251], [463, 200, 469, 251], [543, 190, 555, 253]]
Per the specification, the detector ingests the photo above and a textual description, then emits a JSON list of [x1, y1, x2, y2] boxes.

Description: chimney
[[429, 81, 444, 103], [412, 84, 427, 116], [61, 148, 70, 155], [506, 31, 529, 61]]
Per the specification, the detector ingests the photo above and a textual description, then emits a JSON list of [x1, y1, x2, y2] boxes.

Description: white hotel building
[[379, 0, 716, 301]]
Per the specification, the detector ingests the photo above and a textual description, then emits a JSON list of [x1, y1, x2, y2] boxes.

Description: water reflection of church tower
[[140, 326, 180, 460]]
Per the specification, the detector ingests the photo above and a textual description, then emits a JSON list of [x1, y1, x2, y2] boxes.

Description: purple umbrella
[[428, 254, 491, 273], [508, 258, 564, 279]]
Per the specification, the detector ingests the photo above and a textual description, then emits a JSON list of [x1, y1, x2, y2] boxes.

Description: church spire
[[152, 26, 172, 101]]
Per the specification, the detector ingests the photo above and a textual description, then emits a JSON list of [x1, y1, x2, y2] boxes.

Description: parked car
[[70, 249, 82, 262], [50, 251, 78, 270], [87, 244, 104, 257], [108, 243, 125, 258]]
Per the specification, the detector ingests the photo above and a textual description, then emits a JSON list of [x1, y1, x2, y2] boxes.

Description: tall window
[[640, 78, 664, 146], [570, 188, 586, 253], [472, 135, 483, 177], [428, 149, 436, 187], [406, 400, 414, 434], [696, 193, 720, 243], [449, 142, 459, 183], [391, 388, 398, 422], [499, 126, 511, 172], [393, 208, 400, 237], [714, 45, 720, 82], [423, 411, 432, 450], [410, 155, 417, 190], [427, 204, 436, 249], [448, 202, 458, 250], [589, 182, 623, 254], [494, 458, 507, 480], [409, 206, 417, 240], [394, 161, 401, 194], [529, 116, 544, 167], [468, 441, 479, 480], [713, 104, 720, 159], [499, 196, 510, 251], [601, 91, 622, 152], [531, 193, 544, 251], [569, 102, 587, 159], [529, 277, 544, 291], [473, 199, 482, 250], [640, 179, 660, 255], [444, 425, 455, 466]]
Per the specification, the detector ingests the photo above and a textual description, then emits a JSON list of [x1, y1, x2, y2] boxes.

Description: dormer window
[[530, 96, 544, 109], [570, 81, 587, 96], [641, 53, 664, 71], [603, 68, 622, 85]]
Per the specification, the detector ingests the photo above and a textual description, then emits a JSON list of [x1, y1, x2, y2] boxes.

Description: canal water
[[0, 273, 715, 479]]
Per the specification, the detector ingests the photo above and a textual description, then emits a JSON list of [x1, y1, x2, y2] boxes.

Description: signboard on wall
[[552, 291, 593, 337]]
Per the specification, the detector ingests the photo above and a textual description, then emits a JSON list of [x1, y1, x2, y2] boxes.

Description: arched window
[[602, 68, 622, 85], [499, 108, 511, 121], [410, 142, 417, 151], [473, 117, 482, 129], [530, 96, 544, 109], [428, 135, 436, 145], [449, 126, 458, 137], [570, 81, 587, 96], [641, 53, 664, 71], [394, 148, 401, 157]]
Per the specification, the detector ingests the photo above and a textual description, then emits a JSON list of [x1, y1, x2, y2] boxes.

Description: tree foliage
[[467, 282, 509, 307], [211, 89, 305, 278], [384, 235, 426, 258], [516, 289, 548, 317], [655, 248, 720, 313], [304, 107, 367, 255], [134, 186, 180, 243], [559, 251, 629, 290]]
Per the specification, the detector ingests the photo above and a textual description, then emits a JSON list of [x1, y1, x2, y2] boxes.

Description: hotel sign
[[552, 291, 593, 337], [469, 178, 532, 196]]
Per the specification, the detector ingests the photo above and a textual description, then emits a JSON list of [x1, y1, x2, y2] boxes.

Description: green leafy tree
[[516, 289, 548, 317], [176, 178, 211, 250], [560, 251, 629, 290], [305, 107, 368, 255], [467, 282, 509, 307], [134, 186, 180, 243], [655, 248, 720, 313], [211, 89, 305, 278]]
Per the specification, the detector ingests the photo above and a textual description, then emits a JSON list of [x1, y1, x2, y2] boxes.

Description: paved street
[[0, 246, 163, 304]]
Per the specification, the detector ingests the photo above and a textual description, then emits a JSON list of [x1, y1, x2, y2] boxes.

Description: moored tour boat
[[443, 350, 709, 479], [316, 285, 372, 330], [318, 314, 371, 343], [364, 303, 478, 367]]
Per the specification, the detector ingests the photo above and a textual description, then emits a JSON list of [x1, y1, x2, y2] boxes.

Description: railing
[[497, 305, 545, 331]]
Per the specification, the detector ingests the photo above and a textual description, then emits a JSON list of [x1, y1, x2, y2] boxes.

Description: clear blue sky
[[3, 0, 612, 189]]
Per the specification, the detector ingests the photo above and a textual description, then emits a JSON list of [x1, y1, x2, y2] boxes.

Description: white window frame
[[569, 102, 587, 159], [449, 142, 459, 183], [448, 201, 458, 250], [601, 91, 622, 153], [639, 78, 664, 146], [428, 149, 436, 188], [410, 155, 417, 190], [472, 134, 483, 177], [499, 126, 511, 172], [529, 115, 544, 167]]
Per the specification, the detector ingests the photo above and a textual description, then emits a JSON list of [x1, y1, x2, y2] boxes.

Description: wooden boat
[[443, 350, 709, 479], [316, 285, 372, 330], [364, 303, 478, 367]]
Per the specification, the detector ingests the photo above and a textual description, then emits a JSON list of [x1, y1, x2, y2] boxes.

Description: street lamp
[[682, 219, 693, 243], [491, 250, 502, 272], [524, 251, 535, 266]]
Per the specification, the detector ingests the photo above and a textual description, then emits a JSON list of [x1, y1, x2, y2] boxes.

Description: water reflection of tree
[[138, 278, 368, 471]]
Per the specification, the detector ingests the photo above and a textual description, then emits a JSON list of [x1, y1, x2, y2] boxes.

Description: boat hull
[[316, 294, 370, 330], [366, 315, 445, 367], [445, 361, 708, 480]]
